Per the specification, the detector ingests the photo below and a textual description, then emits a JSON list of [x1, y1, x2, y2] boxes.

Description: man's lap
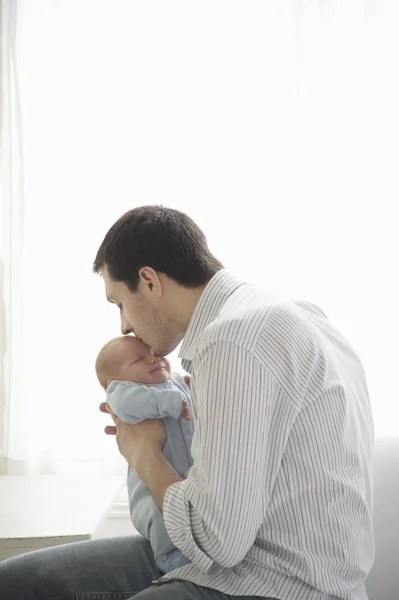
[[0, 535, 158, 600], [0, 534, 272, 600], [135, 580, 272, 600]]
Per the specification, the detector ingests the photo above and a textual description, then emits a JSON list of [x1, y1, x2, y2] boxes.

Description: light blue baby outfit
[[106, 373, 193, 574]]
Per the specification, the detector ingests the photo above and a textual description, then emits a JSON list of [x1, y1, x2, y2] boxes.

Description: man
[[0, 205, 374, 600]]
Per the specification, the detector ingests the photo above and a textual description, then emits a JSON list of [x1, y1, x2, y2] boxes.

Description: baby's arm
[[107, 380, 189, 424]]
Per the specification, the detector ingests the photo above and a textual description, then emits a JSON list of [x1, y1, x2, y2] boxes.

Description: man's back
[[162, 271, 374, 600]]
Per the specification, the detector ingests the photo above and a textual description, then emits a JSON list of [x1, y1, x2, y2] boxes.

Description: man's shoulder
[[198, 291, 333, 368], [201, 285, 298, 350], [194, 295, 337, 406]]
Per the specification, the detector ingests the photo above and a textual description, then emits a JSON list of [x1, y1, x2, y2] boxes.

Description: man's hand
[[99, 401, 182, 510], [99, 401, 166, 467]]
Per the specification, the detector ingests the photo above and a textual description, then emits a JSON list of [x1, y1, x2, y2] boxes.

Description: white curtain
[[1, 0, 398, 476], [0, 0, 27, 474]]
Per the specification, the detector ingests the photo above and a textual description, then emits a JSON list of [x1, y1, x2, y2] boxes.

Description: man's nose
[[121, 315, 133, 336]]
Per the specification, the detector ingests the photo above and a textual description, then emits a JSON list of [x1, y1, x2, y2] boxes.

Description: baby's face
[[113, 337, 171, 385]]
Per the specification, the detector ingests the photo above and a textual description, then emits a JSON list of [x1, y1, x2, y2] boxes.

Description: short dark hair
[[93, 205, 223, 290]]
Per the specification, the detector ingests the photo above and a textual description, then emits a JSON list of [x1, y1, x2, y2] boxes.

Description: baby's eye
[[131, 357, 143, 365]]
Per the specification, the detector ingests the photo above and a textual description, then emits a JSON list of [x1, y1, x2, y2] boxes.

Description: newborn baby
[[95, 335, 193, 574]]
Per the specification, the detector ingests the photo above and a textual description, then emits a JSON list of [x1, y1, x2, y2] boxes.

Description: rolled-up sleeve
[[163, 341, 298, 571]]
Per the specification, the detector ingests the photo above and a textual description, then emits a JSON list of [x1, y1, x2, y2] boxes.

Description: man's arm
[[135, 449, 182, 508], [136, 341, 299, 572]]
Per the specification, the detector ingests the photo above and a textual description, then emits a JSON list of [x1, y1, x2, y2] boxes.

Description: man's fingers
[[105, 402, 118, 419], [100, 401, 117, 419], [104, 425, 117, 436], [100, 402, 117, 435]]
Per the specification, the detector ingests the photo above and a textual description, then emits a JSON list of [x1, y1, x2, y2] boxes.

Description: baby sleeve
[[106, 380, 185, 424]]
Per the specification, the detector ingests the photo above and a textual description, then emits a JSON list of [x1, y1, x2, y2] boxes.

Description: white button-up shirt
[[161, 270, 374, 599]]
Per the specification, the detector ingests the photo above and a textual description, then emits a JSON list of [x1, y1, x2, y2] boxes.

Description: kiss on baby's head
[[95, 336, 171, 390]]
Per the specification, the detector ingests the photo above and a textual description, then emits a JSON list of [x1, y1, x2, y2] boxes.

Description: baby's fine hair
[[95, 336, 135, 389]]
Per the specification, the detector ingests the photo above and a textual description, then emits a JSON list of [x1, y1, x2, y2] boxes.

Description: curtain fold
[[0, 0, 26, 474]]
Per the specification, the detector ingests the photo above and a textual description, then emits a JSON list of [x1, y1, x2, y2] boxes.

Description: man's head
[[95, 336, 171, 389], [93, 205, 223, 355]]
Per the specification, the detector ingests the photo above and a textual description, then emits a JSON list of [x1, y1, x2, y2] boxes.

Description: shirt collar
[[179, 269, 245, 366]]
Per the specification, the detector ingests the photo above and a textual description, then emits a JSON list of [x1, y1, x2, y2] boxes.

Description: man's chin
[[155, 340, 182, 358]]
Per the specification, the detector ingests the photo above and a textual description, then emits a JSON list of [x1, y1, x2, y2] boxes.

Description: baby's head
[[95, 336, 171, 390]]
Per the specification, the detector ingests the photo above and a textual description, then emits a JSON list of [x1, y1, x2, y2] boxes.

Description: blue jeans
[[0, 535, 271, 599]]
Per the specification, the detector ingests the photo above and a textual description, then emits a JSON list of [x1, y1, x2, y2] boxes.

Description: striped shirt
[[161, 270, 374, 599]]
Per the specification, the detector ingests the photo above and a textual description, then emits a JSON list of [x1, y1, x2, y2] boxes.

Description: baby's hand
[[181, 399, 191, 421]]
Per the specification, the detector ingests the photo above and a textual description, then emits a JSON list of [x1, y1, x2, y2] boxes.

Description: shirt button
[[161, 554, 167, 561]]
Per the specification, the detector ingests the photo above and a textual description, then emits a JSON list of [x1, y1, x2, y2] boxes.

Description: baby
[[95, 335, 193, 574]]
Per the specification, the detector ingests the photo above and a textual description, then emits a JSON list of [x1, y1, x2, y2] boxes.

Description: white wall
[[11, 1, 398, 470]]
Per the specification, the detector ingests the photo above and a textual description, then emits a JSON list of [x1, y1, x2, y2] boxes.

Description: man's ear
[[138, 267, 163, 298]]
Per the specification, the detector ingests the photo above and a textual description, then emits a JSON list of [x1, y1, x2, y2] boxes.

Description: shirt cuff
[[163, 480, 214, 572]]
